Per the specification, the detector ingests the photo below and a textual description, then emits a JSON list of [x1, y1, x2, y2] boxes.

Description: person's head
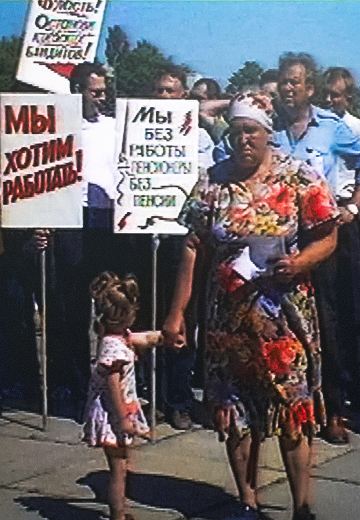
[[227, 90, 273, 174], [189, 78, 222, 101], [70, 62, 108, 120], [259, 69, 279, 100], [278, 52, 317, 110], [90, 271, 139, 335], [322, 67, 357, 116], [153, 67, 188, 99]]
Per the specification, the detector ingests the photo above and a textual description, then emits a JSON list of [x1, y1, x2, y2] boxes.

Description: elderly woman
[[162, 91, 338, 520]]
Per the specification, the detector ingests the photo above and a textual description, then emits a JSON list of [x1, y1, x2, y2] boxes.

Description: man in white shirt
[[70, 62, 117, 230]]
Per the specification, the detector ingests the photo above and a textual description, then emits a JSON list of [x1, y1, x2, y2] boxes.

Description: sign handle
[[40, 250, 48, 431], [150, 234, 160, 443]]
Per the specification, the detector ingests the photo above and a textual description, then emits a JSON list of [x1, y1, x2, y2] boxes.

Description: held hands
[[130, 331, 163, 351], [162, 312, 187, 349]]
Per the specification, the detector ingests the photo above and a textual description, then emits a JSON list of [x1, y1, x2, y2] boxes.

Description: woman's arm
[[162, 233, 200, 347], [274, 227, 338, 282]]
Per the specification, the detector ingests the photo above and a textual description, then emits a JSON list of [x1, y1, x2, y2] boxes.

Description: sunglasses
[[90, 89, 106, 98], [155, 87, 176, 94]]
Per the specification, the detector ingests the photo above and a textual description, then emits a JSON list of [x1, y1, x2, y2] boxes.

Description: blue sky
[[1, 0, 360, 87]]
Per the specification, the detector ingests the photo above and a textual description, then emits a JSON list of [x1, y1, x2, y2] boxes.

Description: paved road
[[0, 410, 360, 519]]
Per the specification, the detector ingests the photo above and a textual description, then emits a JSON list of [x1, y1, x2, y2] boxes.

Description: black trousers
[[312, 221, 360, 418]]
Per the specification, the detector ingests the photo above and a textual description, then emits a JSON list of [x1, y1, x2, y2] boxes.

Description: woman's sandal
[[320, 417, 349, 445], [292, 504, 316, 520]]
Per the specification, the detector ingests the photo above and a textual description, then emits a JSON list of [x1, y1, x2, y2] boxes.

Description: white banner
[[16, 0, 107, 93], [114, 99, 199, 234], [0, 93, 83, 228]]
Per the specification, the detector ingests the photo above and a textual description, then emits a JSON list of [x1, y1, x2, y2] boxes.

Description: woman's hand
[[337, 206, 356, 226], [273, 254, 305, 283], [162, 312, 186, 349], [273, 227, 338, 282]]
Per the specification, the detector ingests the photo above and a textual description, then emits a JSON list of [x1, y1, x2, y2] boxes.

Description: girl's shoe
[[223, 503, 263, 520]]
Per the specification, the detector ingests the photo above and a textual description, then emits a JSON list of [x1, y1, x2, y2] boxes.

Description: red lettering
[[34, 170, 45, 194], [23, 174, 34, 198], [30, 143, 43, 167], [3, 151, 18, 176], [42, 140, 56, 165], [56, 135, 73, 160], [52, 165, 63, 189], [12, 176, 25, 203], [16, 147, 32, 170], [5, 106, 29, 134], [66, 162, 77, 184], [2, 180, 13, 205]]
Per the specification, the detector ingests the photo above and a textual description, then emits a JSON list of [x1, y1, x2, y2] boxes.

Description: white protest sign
[[114, 99, 199, 234], [0, 93, 83, 228], [16, 0, 107, 93]]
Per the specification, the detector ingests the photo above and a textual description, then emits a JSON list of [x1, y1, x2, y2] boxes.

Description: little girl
[[83, 271, 163, 520]]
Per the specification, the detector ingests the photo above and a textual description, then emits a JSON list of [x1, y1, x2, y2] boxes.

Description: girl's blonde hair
[[89, 271, 139, 335]]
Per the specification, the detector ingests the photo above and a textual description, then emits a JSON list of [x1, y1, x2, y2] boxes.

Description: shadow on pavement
[[15, 470, 241, 519], [15, 496, 105, 520]]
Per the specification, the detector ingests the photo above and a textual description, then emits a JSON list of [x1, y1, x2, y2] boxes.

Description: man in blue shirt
[[274, 53, 360, 444]]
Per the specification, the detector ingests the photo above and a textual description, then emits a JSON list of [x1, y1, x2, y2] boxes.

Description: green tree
[[226, 61, 264, 94], [104, 26, 191, 97], [105, 25, 130, 68], [0, 36, 22, 92]]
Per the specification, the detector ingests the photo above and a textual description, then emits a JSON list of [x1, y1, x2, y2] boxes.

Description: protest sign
[[114, 99, 199, 234], [16, 0, 107, 92], [0, 93, 83, 228]]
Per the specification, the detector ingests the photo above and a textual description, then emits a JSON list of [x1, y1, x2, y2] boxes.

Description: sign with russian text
[[114, 99, 199, 234], [16, 0, 107, 93], [0, 94, 83, 228]]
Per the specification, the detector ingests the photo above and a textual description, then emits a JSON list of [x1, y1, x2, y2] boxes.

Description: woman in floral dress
[[162, 91, 339, 520]]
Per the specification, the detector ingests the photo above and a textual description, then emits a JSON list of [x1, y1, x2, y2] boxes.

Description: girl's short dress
[[83, 334, 149, 447]]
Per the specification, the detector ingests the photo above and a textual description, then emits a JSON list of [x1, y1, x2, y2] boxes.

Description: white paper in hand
[[231, 247, 266, 281]]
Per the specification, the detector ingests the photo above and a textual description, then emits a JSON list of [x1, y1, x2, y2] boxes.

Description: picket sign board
[[0, 93, 83, 228], [114, 99, 199, 234], [16, 0, 107, 93]]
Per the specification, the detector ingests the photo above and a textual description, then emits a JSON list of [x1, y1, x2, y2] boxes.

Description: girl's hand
[[130, 331, 162, 351], [213, 404, 238, 442]]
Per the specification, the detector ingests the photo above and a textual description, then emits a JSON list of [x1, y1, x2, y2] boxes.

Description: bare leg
[[104, 445, 129, 520], [226, 430, 261, 508], [279, 436, 313, 515]]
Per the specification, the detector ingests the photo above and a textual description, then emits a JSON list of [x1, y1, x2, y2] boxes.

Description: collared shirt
[[273, 105, 360, 197], [82, 114, 117, 207], [336, 112, 360, 198]]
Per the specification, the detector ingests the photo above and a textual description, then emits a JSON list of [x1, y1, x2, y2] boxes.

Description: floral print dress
[[179, 149, 338, 440], [83, 333, 149, 447]]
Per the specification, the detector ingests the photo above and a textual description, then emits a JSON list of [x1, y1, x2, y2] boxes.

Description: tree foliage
[[105, 25, 130, 68], [226, 61, 264, 94], [0, 36, 22, 92], [105, 26, 190, 97]]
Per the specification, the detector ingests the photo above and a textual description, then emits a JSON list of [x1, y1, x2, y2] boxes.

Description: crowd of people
[[1, 50, 360, 520]]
